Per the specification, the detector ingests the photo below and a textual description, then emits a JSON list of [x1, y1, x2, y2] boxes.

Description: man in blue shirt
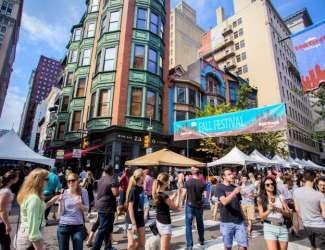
[[44, 166, 62, 223]]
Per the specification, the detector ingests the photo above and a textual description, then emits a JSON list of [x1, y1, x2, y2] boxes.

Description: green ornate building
[[48, 0, 170, 169]]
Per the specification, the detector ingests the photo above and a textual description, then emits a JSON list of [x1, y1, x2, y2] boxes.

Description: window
[[159, 56, 163, 77], [1, 1, 13, 15], [234, 31, 238, 39], [76, 78, 86, 97], [71, 111, 81, 131], [133, 45, 145, 69], [103, 47, 116, 71], [109, 11, 120, 31], [158, 95, 162, 121], [236, 55, 241, 62], [73, 28, 82, 41], [243, 65, 248, 73], [146, 90, 156, 118], [95, 51, 102, 74], [86, 22, 96, 38], [148, 49, 157, 74], [239, 28, 243, 36], [240, 40, 245, 48], [150, 12, 159, 34], [61, 96, 69, 112], [136, 8, 147, 29], [89, 93, 96, 119], [98, 89, 110, 116], [241, 52, 247, 60], [131, 88, 143, 116], [90, 0, 99, 12], [233, 21, 237, 28], [101, 14, 108, 34], [81, 48, 91, 66], [235, 43, 240, 50], [237, 67, 242, 75], [237, 17, 242, 25], [160, 20, 164, 38], [66, 72, 74, 86], [57, 123, 65, 140], [176, 87, 186, 103], [175, 111, 186, 121], [188, 88, 196, 106], [69, 50, 78, 63]]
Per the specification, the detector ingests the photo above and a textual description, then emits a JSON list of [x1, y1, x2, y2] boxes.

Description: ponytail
[[152, 172, 169, 204], [125, 169, 144, 205]]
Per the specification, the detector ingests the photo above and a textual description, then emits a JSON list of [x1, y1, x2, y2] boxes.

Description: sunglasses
[[67, 179, 77, 184], [265, 183, 274, 187]]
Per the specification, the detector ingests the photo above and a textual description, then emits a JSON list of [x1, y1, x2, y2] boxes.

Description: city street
[[8, 207, 313, 250]]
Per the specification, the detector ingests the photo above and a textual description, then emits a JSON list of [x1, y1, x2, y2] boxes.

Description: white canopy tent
[[207, 146, 260, 167], [0, 130, 55, 167], [272, 155, 291, 168], [307, 160, 324, 170], [250, 150, 277, 166], [287, 157, 301, 168]]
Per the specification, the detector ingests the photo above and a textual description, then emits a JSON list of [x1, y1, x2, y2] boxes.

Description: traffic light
[[144, 135, 151, 148], [82, 136, 89, 149]]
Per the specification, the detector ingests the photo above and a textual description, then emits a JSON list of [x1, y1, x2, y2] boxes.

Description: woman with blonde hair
[[152, 172, 180, 250], [57, 172, 89, 250], [125, 169, 145, 250], [15, 168, 60, 250]]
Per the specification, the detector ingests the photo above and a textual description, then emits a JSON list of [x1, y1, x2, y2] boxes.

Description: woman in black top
[[126, 169, 145, 250], [152, 173, 180, 250]]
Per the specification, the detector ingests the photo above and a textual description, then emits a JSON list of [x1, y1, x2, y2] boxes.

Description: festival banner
[[174, 103, 287, 141], [291, 20, 325, 92]]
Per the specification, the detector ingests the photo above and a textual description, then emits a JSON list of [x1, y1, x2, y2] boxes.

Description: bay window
[[85, 22, 96, 38], [109, 11, 120, 31], [81, 48, 91, 66], [146, 90, 156, 118], [176, 87, 186, 104], [71, 111, 81, 131], [61, 96, 69, 112], [89, 92, 96, 119], [76, 77, 86, 97], [148, 49, 157, 74], [136, 8, 147, 29], [90, 0, 99, 12], [98, 89, 110, 116], [133, 45, 145, 69], [130, 88, 143, 116], [57, 123, 65, 140], [150, 13, 159, 34], [103, 47, 116, 71]]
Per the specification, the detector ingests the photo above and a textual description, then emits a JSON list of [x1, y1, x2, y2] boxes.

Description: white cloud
[[21, 12, 69, 52], [0, 85, 26, 132]]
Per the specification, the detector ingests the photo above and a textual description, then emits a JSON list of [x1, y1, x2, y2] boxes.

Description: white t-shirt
[[0, 188, 14, 223]]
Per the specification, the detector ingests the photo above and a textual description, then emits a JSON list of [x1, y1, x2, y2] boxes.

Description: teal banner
[[174, 103, 287, 141]]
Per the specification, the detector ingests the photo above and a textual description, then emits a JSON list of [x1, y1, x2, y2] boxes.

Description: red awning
[[63, 144, 104, 160]]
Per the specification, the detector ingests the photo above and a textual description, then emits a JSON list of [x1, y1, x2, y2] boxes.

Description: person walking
[[81, 170, 95, 214], [317, 176, 325, 195], [91, 165, 119, 250], [152, 172, 180, 250], [126, 169, 145, 250], [258, 176, 290, 250], [119, 167, 130, 205], [216, 168, 248, 250], [184, 167, 207, 250], [57, 172, 89, 250], [15, 168, 60, 250], [210, 177, 219, 221], [44, 166, 62, 223], [143, 169, 153, 220], [0, 170, 19, 250], [240, 174, 256, 238], [293, 170, 325, 250]]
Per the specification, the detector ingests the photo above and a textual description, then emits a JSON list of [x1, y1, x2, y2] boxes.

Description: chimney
[[216, 7, 225, 25]]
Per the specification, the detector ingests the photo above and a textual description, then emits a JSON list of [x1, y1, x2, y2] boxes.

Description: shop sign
[[72, 149, 82, 158], [56, 149, 65, 159]]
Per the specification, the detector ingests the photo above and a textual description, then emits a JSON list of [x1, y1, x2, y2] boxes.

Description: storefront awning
[[63, 144, 104, 160]]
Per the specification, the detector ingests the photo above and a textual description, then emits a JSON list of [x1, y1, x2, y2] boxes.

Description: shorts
[[156, 220, 172, 235], [14, 223, 43, 250], [220, 222, 248, 248], [263, 223, 288, 242], [241, 204, 255, 221], [305, 226, 325, 249]]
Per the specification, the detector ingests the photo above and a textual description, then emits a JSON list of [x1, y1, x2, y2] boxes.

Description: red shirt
[[119, 173, 129, 192]]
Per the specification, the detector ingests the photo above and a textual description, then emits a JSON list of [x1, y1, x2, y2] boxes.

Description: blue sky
[[0, 0, 324, 130]]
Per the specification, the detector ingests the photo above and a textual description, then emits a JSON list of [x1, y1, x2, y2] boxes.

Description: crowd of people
[[0, 164, 324, 250]]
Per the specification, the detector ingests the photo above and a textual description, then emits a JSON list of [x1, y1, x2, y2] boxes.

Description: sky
[[0, 0, 324, 131]]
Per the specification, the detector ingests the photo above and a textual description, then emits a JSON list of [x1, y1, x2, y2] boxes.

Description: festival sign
[[291, 20, 325, 92], [174, 103, 287, 141]]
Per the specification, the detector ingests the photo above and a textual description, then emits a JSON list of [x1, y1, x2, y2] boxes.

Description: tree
[[196, 84, 287, 158]]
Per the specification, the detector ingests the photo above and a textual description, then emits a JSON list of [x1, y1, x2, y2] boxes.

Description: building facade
[[19, 55, 62, 145], [169, 0, 204, 70], [49, 0, 170, 170], [198, 0, 319, 162], [284, 8, 313, 34], [0, 0, 23, 116]]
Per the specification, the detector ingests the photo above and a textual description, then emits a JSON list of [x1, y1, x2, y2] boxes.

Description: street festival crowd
[[0, 164, 324, 250]]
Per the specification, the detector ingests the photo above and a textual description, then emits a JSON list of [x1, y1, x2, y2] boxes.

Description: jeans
[[0, 223, 10, 250], [91, 212, 115, 250], [185, 204, 204, 247], [57, 224, 84, 250]]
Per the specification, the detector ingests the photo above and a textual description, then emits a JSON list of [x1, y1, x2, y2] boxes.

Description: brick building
[[48, 0, 170, 170], [19, 55, 62, 146]]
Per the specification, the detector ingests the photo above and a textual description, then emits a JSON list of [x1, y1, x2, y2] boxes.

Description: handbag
[[149, 221, 159, 236]]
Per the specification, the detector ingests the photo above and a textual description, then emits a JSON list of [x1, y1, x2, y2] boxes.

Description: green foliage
[[196, 84, 287, 158]]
